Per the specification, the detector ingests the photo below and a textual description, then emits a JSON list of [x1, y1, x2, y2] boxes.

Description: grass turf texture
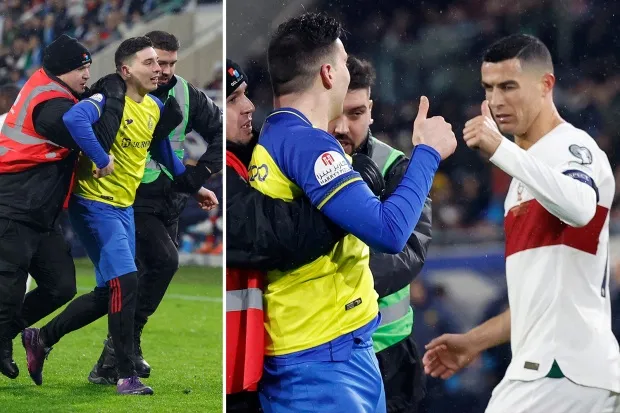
[[0, 259, 222, 413]]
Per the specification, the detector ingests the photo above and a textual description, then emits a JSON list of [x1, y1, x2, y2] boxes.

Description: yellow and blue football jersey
[[249, 108, 379, 356]]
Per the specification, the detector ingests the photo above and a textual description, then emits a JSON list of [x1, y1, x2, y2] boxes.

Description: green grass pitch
[[0, 259, 223, 413]]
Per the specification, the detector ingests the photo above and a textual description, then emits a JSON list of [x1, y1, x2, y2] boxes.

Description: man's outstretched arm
[[423, 309, 511, 379]]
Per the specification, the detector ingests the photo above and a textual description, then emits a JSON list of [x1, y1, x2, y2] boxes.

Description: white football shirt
[[490, 122, 620, 392]]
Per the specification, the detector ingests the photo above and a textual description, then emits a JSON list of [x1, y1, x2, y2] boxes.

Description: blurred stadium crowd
[[0, 0, 223, 258], [0, 0, 163, 85], [239, 1, 620, 412]]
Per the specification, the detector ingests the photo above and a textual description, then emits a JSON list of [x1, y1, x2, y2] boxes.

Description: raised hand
[[462, 100, 504, 157], [411, 96, 457, 160]]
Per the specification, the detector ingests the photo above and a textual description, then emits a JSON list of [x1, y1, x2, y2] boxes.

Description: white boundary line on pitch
[[75, 286, 222, 302]]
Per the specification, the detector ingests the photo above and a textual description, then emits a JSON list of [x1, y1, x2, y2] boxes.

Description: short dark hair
[[268, 12, 344, 96], [483, 34, 553, 72], [144, 31, 180, 52], [347, 56, 375, 92], [114, 36, 153, 71], [0, 84, 19, 113]]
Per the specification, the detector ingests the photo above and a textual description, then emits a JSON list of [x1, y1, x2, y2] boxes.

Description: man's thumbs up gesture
[[411, 96, 457, 160], [463, 101, 504, 157]]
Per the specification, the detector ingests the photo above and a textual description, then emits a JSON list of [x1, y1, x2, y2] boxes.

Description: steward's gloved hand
[[86, 73, 126, 101], [153, 96, 183, 140], [352, 153, 385, 198], [83, 73, 126, 152]]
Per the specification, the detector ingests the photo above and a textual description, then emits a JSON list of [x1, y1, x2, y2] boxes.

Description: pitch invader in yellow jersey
[[20, 37, 218, 396], [252, 13, 456, 412]]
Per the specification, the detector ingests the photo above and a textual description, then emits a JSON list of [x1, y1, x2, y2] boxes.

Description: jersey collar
[[266, 107, 312, 126]]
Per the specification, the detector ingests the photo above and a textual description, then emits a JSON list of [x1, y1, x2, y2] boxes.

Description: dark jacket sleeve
[[91, 97, 123, 152], [33, 96, 123, 152], [172, 84, 223, 193], [226, 166, 345, 271], [370, 156, 433, 297], [32, 98, 80, 150]]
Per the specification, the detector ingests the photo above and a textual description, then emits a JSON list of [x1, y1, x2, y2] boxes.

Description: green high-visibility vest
[[142, 75, 190, 183], [368, 136, 415, 353]]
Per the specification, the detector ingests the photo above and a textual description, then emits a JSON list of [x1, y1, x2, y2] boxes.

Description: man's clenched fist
[[462, 101, 504, 157]]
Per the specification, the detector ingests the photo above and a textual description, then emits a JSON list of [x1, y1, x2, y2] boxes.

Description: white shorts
[[485, 377, 620, 413]]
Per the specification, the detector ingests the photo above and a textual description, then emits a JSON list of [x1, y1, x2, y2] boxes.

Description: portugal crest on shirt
[[517, 182, 524, 202]]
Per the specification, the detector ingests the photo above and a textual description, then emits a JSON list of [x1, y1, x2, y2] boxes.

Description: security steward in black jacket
[[328, 56, 432, 413], [0, 34, 125, 380], [88, 31, 223, 384]]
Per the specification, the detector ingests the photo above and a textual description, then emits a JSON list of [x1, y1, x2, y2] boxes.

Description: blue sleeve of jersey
[[321, 145, 440, 254], [149, 94, 164, 113], [280, 129, 363, 206], [62, 95, 109, 169], [150, 137, 186, 176]]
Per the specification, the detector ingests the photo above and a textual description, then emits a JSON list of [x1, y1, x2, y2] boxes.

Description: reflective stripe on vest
[[373, 284, 414, 352], [226, 288, 263, 312], [142, 75, 190, 183], [226, 268, 265, 394], [0, 75, 74, 171], [369, 136, 413, 353], [369, 136, 404, 176], [0, 83, 70, 150], [379, 289, 411, 326]]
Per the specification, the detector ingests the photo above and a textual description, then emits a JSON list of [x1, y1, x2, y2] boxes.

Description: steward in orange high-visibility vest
[[0, 68, 76, 172], [0, 34, 124, 381], [226, 150, 265, 398]]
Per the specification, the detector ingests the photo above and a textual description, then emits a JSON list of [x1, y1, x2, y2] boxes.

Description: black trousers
[[227, 391, 263, 413], [0, 219, 76, 341], [41, 272, 139, 378], [133, 213, 179, 331], [376, 332, 426, 413]]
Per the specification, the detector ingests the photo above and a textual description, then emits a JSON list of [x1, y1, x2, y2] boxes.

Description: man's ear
[[119, 65, 131, 79], [541, 72, 555, 97], [320, 63, 334, 90], [369, 99, 374, 125]]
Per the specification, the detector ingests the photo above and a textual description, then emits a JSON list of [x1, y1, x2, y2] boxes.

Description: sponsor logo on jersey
[[345, 297, 362, 311], [248, 164, 268, 182], [121, 137, 149, 149], [314, 151, 351, 186]]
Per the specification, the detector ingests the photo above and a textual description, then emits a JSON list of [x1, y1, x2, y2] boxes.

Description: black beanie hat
[[43, 34, 92, 76], [226, 59, 247, 98]]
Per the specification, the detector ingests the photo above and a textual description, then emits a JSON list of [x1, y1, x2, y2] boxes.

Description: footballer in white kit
[[423, 34, 620, 413]]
